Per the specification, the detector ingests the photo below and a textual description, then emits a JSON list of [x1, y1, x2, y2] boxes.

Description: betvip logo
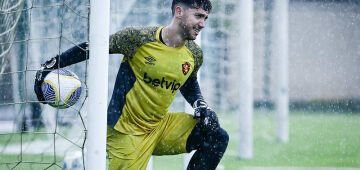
[[143, 72, 181, 93]]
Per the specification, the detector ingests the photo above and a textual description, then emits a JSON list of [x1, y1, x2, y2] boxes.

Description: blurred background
[[0, 0, 359, 169]]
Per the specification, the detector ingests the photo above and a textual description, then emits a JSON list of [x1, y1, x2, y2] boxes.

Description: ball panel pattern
[[66, 86, 82, 107], [42, 80, 58, 103]]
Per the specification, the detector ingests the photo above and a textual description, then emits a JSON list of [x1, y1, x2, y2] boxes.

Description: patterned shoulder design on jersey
[[109, 26, 158, 59], [186, 40, 203, 78]]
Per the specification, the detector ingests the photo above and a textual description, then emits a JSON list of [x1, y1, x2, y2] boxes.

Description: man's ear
[[174, 5, 185, 19]]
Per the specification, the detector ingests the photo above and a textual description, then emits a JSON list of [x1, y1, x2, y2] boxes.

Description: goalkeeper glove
[[34, 57, 58, 104], [193, 99, 220, 134]]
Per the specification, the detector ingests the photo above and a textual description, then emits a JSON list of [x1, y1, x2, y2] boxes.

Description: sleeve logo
[[144, 56, 156, 65], [182, 62, 191, 75]]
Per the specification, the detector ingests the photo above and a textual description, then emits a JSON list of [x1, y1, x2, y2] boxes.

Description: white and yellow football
[[41, 69, 82, 109]]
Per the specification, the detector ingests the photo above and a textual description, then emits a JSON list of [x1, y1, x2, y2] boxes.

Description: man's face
[[180, 7, 209, 40]]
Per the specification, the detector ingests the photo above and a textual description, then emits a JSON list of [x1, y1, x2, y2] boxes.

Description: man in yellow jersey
[[34, 0, 228, 169]]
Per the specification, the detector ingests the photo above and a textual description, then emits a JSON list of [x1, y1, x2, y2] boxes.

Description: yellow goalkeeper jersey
[[107, 26, 203, 135]]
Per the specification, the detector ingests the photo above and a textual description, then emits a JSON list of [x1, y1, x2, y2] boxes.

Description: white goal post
[[87, 0, 110, 169]]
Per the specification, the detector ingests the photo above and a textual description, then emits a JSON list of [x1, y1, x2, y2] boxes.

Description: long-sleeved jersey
[[51, 26, 204, 135], [107, 26, 203, 135]]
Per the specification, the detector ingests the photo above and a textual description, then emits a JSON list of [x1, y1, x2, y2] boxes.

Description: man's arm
[[181, 39, 220, 133], [180, 76, 204, 107], [34, 27, 132, 103], [42, 26, 134, 69], [109, 27, 139, 56], [49, 42, 89, 69], [180, 76, 220, 134], [36, 26, 137, 73]]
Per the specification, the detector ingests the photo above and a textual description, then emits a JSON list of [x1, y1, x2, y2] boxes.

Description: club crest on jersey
[[182, 62, 191, 75], [144, 56, 156, 65]]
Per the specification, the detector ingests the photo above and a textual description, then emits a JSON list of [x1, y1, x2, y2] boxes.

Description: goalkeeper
[[34, 0, 228, 169]]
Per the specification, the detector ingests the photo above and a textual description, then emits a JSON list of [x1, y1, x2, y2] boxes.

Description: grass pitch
[[1, 111, 359, 169], [152, 111, 360, 170]]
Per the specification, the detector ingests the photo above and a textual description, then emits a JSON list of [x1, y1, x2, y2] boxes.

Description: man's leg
[[107, 126, 155, 170], [151, 112, 229, 170], [186, 118, 229, 170], [152, 112, 199, 156]]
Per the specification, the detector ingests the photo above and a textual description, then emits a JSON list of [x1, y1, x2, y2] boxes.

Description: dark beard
[[183, 26, 196, 40], [180, 18, 196, 40]]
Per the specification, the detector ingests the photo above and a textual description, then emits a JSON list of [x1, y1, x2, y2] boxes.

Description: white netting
[[0, 0, 89, 169], [0, 0, 23, 74]]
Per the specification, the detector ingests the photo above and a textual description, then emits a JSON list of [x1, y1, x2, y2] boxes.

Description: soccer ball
[[63, 151, 84, 170], [42, 69, 82, 109]]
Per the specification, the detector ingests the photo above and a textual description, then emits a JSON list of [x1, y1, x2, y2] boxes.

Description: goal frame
[[86, 0, 110, 169]]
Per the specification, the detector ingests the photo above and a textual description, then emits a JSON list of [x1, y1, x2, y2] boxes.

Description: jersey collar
[[156, 26, 187, 49]]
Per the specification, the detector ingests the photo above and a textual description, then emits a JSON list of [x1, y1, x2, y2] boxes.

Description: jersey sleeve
[[109, 26, 158, 59], [181, 41, 205, 106], [45, 42, 88, 69], [109, 27, 137, 57], [43, 27, 156, 69], [186, 41, 203, 78], [180, 76, 204, 106]]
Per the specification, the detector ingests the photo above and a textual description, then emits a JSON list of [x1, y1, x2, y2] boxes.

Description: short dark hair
[[171, 0, 212, 15]]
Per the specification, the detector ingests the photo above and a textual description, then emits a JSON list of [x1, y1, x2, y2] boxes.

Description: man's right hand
[[34, 57, 58, 104], [193, 99, 220, 134]]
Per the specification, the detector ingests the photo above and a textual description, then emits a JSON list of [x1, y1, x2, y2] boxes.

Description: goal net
[[0, 0, 89, 169], [0, 0, 23, 74]]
